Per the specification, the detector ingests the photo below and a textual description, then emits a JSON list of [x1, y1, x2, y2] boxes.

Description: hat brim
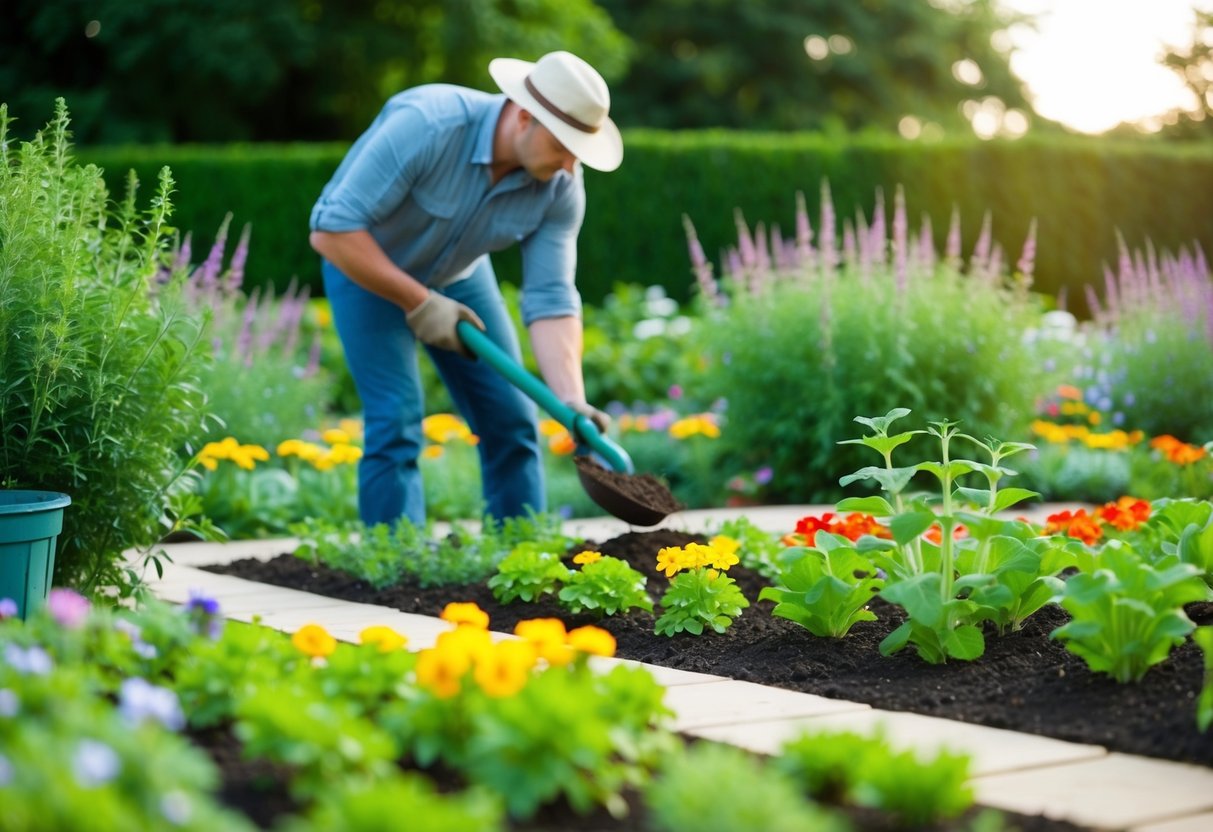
[[489, 57, 623, 173]]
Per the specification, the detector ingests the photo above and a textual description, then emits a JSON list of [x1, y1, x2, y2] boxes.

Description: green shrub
[[0, 101, 212, 591], [689, 184, 1044, 502]]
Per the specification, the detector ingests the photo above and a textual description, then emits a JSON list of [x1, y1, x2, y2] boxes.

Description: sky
[[999, 0, 1211, 133]]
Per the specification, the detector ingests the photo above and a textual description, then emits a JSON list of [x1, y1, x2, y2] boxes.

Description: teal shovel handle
[[456, 321, 634, 474]]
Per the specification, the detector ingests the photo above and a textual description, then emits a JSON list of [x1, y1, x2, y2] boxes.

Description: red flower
[[1045, 509, 1103, 546], [924, 523, 968, 545], [1097, 497, 1151, 532]]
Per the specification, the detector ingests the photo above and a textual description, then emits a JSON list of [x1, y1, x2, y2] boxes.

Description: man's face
[[517, 115, 577, 181]]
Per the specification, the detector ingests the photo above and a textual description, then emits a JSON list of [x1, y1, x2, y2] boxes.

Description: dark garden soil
[[204, 528, 1213, 779]]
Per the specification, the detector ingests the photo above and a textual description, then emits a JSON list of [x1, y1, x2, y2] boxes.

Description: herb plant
[[0, 101, 213, 592], [558, 552, 653, 616], [280, 774, 504, 832], [1050, 542, 1207, 682], [653, 538, 750, 636], [488, 542, 572, 604], [759, 532, 883, 638]]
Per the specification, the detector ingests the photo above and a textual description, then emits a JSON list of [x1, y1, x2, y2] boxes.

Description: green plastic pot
[[0, 491, 71, 620]]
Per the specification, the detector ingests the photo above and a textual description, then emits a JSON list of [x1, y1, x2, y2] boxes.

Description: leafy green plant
[[280, 774, 504, 832], [645, 741, 845, 832], [713, 515, 785, 580], [0, 100, 213, 592], [653, 540, 750, 636], [488, 542, 572, 604], [759, 533, 883, 638], [558, 553, 653, 615], [777, 728, 974, 827], [1051, 542, 1208, 682], [1195, 626, 1213, 732]]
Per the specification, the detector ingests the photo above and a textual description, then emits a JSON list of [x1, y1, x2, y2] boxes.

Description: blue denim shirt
[[310, 85, 584, 324]]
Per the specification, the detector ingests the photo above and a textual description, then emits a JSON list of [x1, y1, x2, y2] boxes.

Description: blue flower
[[0, 688, 18, 718], [72, 739, 121, 787], [0, 598, 17, 619], [3, 644, 52, 676], [118, 677, 185, 731]]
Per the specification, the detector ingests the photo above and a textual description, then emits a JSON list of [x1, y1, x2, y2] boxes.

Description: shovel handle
[[456, 321, 634, 474]]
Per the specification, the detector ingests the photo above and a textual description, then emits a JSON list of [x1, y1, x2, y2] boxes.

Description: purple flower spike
[[47, 588, 90, 629], [0, 598, 17, 619]]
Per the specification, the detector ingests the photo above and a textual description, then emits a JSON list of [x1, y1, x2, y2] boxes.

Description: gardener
[[309, 51, 620, 527]]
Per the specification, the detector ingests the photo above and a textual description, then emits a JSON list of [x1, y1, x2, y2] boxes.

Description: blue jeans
[[322, 257, 545, 527]]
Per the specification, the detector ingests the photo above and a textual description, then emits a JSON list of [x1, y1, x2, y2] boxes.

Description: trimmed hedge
[[80, 134, 1213, 312]]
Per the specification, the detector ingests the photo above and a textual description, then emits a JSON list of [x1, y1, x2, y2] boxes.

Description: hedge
[[80, 133, 1213, 313]]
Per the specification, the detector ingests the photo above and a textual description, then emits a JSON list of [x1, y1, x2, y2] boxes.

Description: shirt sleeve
[[309, 105, 433, 232], [518, 168, 586, 326]]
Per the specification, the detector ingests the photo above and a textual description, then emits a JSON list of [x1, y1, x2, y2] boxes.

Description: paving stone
[[586, 656, 728, 687], [689, 708, 1105, 777], [663, 680, 869, 730], [973, 753, 1213, 829], [1129, 810, 1213, 832]]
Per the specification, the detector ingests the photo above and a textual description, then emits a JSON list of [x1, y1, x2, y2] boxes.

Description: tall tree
[[0, 0, 631, 143], [596, 0, 1033, 133], [1158, 8, 1213, 138]]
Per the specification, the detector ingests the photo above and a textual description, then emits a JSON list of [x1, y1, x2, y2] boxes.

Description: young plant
[[654, 537, 750, 636], [645, 741, 845, 832], [279, 773, 504, 832], [713, 515, 786, 580], [487, 542, 572, 604], [758, 532, 883, 638], [1195, 626, 1213, 732], [558, 551, 653, 616], [776, 728, 975, 826], [1050, 542, 1207, 682]]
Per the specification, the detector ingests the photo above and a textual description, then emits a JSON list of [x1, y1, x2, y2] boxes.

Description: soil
[[205, 528, 1213, 774], [574, 456, 683, 526]]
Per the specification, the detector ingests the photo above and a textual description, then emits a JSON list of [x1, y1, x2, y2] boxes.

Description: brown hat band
[[524, 76, 600, 134]]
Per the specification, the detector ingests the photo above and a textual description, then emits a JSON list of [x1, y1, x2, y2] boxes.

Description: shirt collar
[[471, 95, 507, 166]]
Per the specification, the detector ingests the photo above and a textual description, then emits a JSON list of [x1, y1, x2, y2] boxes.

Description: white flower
[[72, 739, 121, 787]]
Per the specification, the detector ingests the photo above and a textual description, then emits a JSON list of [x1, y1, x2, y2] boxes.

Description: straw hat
[[488, 51, 623, 172]]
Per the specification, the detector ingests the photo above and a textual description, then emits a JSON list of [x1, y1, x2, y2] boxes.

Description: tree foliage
[[596, 0, 1033, 133], [1158, 9, 1213, 138], [0, 0, 631, 144]]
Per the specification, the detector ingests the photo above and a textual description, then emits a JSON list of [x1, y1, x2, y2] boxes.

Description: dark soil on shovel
[[205, 528, 1213, 792]]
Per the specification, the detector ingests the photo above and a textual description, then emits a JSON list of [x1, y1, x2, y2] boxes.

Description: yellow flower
[[707, 535, 741, 571], [325, 443, 363, 465], [684, 542, 717, 569], [422, 445, 445, 460], [338, 418, 364, 440], [434, 625, 493, 665], [440, 602, 490, 629], [514, 618, 573, 666], [278, 439, 325, 462], [538, 418, 567, 437], [415, 647, 470, 698], [230, 443, 270, 471], [322, 428, 352, 445], [198, 455, 217, 472], [669, 415, 721, 440], [572, 550, 602, 566], [474, 640, 537, 698], [312, 303, 333, 329], [359, 625, 407, 653], [618, 414, 649, 433], [1087, 411, 1102, 426], [656, 546, 686, 578], [422, 413, 471, 444], [292, 624, 337, 658], [548, 430, 576, 455], [567, 625, 616, 658]]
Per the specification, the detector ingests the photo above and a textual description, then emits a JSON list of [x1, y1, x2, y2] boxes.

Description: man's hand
[[406, 291, 486, 358], [566, 400, 611, 436]]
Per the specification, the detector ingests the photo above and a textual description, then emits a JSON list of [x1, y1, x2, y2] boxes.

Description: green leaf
[[882, 574, 945, 628], [879, 621, 913, 656], [944, 625, 985, 660], [839, 466, 917, 494], [890, 512, 937, 545], [992, 488, 1041, 513], [836, 496, 895, 516], [916, 460, 978, 482], [838, 433, 916, 458], [853, 408, 912, 434]]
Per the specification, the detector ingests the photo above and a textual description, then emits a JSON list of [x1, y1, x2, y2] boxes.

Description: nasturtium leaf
[[836, 495, 895, 516], [890, 511, 936, 545]]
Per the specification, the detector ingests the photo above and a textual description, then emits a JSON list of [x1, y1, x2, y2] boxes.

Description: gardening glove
[[406, 291, 485, 359], [566, 400, 612, 437]]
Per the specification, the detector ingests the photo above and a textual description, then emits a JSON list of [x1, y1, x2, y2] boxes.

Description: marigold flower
[[422, 445, 444, 460], [1097, 497, 1151, 531], [322, 428, 352, 445], [1056, 384, 1082, 400], [656, 546, 685, 577], [567, 625, 616, 658], [325, 443, 363, 465], [440, 602, 489, 629], [359, 625, 408, 653], [538, 418, 567, 437], [548, 431, 576, 455], [514, 618, 573, 666], [415, 647, 470, 698], [422, 413, 471, 444], [707, 535, 741, 571], [434, 625, 492, 664], [669, 414, 721, 440], [474, 640, 536, 698], [924, 523, 968, 545], [278, 439, 325, 462], [572, 550, 602, 565], [292, 624, 337, 658], [1044, 509, 1103, 546]]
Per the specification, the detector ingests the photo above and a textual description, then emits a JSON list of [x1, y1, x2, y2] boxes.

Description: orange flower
[[291, 624, 337, 658], [567, 625, 616, 657], [548, 431, 576, 455], [440, 602, 490, 630], [924, 523, 968, 545], [1149, 435, 1206, 464], [1044, 509, 1103, 546], [1097, 497, 1151, 532], [1056, 384, 1082, 400], [835, 513, 892, 542], [788, 513, 837, 546]]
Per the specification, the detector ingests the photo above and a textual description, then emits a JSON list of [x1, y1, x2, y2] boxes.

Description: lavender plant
[[685, 182, 1044, 502], [0, 100, 213, 592]]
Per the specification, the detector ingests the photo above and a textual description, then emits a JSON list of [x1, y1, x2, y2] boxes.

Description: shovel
[[456, 321, 678, 526]]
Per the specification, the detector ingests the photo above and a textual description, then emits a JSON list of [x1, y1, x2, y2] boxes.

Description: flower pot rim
[[0, 490, 71, 515]]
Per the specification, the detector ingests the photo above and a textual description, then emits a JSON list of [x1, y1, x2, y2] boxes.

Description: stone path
[[140, 505, 1213, 832]]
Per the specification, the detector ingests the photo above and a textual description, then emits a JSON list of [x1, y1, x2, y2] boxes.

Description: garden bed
[[205, 528, 1213, 771]]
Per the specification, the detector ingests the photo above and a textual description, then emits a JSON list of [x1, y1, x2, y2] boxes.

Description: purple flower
[[668, 384, 684, 400], [72, 739, 121, 787], [0, 688, 18, 717], [647, 408, 677, 432], [47, 588, 90, 629], [754, 466, 774, 485], [185, 591, 223, 641], [185, 590, 220, 617], [3, 644, 52, 676], [0, 598, 17, 619], [118, 677, 185, 731]]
